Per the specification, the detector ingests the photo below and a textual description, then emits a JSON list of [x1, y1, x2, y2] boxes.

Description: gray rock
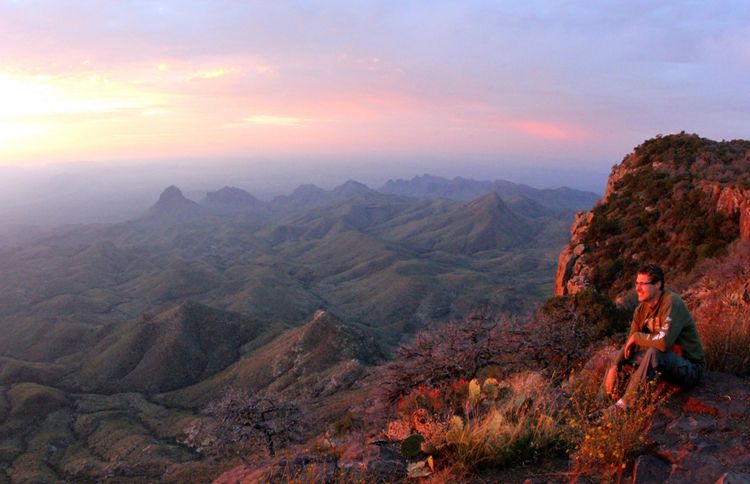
[[633, 454, 670, 484], [365, 442, 406, 483]]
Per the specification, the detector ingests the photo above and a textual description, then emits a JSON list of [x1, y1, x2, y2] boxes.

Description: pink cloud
[[510, 120, 590, 141]]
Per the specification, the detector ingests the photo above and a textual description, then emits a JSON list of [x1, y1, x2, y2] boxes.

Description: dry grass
[[699, 305, 750, 375], [564, 372, 671, 482], [385, 372, 566, 477], [696, 298, 750, 375], [686, 240, 750, 375]]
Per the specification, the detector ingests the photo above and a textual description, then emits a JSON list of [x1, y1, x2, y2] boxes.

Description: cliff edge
[[555, 133, 750, 298]]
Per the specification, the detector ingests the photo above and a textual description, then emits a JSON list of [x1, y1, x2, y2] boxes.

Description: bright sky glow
[[0, 1, 748, 177]]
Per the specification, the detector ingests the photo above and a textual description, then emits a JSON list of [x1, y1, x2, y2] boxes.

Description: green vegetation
[[585, 133, 745, 295], [527, 290, 628, 372]]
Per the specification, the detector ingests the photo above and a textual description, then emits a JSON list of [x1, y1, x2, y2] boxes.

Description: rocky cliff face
[[554, 211, 594, 296], [555, 134, 750, 297], [699, 181, 750, 241]]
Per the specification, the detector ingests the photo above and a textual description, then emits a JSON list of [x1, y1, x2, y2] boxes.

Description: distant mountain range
[[138, 174, 599, 221], [0, 174, 597, 481], [379, 174, 600, 210]]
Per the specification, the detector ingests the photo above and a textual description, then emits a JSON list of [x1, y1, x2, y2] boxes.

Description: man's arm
[[630, 294, 685, 352], [613, 313, 640, 366]]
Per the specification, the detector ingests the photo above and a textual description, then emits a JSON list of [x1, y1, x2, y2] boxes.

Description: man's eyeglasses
[[635, 281, 657, 287]]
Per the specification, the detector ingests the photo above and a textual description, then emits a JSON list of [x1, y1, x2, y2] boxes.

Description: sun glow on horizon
[[0, 69, 172, 161]]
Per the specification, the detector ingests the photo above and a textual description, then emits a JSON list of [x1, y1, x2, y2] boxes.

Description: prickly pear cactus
[[400, 433, 425, 458]]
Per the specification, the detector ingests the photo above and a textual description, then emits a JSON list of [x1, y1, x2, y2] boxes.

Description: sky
[[0, 0, 749, 194]]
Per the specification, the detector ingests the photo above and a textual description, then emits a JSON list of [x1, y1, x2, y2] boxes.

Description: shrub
[[183, 388, 305, 460], [567, 378, 671, 481], [527, 290, 628, 373], [378, 314, 519, 405], [384, 373, 566, 478], [698, 304, 750, 374], [686, 241, 750, 375]]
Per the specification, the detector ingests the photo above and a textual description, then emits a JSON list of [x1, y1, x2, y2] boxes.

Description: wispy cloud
[[240, 115, 311, 127], [190, 67, 239, 80]]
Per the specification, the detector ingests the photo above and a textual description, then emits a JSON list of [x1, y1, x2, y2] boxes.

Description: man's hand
[[604, 365, 618, 396], [624, 334, 638, 359]]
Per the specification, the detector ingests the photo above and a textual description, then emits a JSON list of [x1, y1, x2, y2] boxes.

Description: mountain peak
[[467, 191, 503, 208], [147, 185, 201, 218], [465, 192, 516, 219], [295, 310, 383, 366], [202, 186, 260, 212], [291, 184, 326, 198], [330, 180, 374, 199], [158, 185, 186, 203], [206, 186, 258, 204]]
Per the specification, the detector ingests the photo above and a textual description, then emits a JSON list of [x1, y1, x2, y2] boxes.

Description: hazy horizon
[[2, 1, 748, 227], [0, 158, 608, 228]]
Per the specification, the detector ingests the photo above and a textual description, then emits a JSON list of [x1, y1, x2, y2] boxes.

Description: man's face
[[635, 273, 661, 304]]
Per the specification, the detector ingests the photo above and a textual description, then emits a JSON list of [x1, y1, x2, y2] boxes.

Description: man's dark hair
[[637, 263, 664, 290]]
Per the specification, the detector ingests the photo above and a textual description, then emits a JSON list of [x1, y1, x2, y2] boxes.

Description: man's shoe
[[587, 400, 628, 422]]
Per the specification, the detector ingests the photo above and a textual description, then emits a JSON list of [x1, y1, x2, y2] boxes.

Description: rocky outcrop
[[699, 181, 750, 241], [603, 159, 632, 201], [555, 138, 750, 297], [554, 211, 594, 296]]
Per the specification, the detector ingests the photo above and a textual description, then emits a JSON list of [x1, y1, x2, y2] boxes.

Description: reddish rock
[[554, 212, 594, 296], [682, 396, 720, 416], [554, 245, 576, 296], [365, 442, 406, 482], [699, 182, 750, 241], [604, 161, 632, 201], [666, 452, 726, 483]]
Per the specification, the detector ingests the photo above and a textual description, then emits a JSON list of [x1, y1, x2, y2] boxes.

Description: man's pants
[[619, 348, 703, 405]]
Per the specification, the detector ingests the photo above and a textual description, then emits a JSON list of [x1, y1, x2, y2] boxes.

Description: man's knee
[[655, 350, 702, 389], [643, 347, 660, 359]]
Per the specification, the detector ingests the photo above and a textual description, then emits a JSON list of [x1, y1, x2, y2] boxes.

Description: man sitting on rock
[[602, 263, 705, 411]]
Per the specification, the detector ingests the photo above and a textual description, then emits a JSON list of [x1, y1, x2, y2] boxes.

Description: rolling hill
[[0, 176, 590, 482]]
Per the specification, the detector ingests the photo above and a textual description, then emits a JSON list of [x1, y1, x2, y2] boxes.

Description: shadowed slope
[[377, 192, 533, 253], [158, 310, 384, 407], [66, 301, 282, 394]]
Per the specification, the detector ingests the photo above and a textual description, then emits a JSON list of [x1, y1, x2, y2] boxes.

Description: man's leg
[[620, 348, 659, 406], [621, 348, 702, 405], [654, 350, 702, 389]]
